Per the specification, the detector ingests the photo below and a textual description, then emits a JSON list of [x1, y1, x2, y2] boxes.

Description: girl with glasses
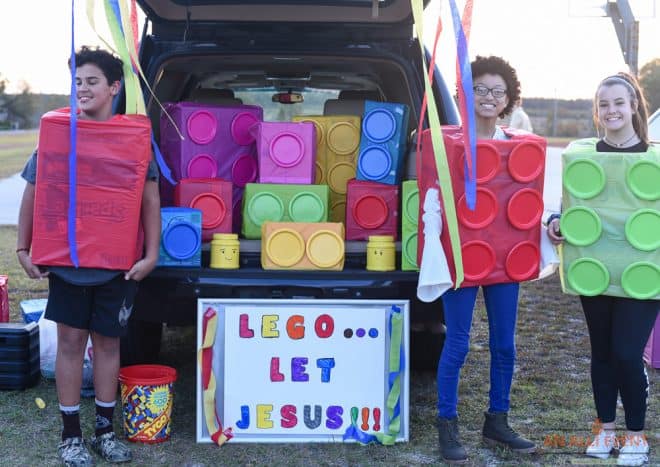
[[436, 55, 536, 464]]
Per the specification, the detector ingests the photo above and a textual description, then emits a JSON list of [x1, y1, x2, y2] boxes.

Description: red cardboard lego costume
[[417, 125, 547, 288], [31, 108, 151, 270]]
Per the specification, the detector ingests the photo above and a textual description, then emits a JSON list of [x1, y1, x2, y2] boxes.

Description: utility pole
[[606, 0, 639, 75]]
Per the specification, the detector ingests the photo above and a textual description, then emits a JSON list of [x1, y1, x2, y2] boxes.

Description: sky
[[0, 0, 658, 100]]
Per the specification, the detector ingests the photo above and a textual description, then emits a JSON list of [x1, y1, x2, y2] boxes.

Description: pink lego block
[[644, 313, 660, 369], [254, 121, 316, 184]]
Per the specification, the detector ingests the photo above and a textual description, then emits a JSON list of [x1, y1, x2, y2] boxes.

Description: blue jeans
[[437, 282, 520, 419]]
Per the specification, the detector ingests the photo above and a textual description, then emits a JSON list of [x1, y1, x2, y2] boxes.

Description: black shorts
[[45, 274, 138, 337]]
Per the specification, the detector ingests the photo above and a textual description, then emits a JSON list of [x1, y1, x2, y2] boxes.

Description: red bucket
[[118, 365, 177, 443]]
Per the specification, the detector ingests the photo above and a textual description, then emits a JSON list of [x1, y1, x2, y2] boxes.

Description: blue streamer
[[152, 134, 176, 185], [448, 0, 477, 210], [68, 0, 79, 267], [109, 0, 124, 35]]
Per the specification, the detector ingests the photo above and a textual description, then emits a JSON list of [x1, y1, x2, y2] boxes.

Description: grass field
[[1, 222, 657, 466], [0, 130, 38, 178]]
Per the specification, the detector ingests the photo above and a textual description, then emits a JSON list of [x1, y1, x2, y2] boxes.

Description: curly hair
[[471, 55, 521, 118], [68, 46, 124, 85]]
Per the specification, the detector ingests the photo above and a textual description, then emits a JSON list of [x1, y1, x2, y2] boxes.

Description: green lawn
[[0, 130, 38, 178], [1, 222, 657, 465]]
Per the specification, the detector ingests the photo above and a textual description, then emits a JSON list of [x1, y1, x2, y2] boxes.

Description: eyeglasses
[[473, 85, 507, 99]]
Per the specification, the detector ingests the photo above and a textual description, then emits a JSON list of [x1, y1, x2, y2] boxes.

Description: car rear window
[[235, 88, 339, 121]]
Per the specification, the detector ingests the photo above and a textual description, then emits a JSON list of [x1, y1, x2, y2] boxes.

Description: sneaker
[[89, 432, 132, 463], [617, 434, 648, 466], [57, 437, 94, 467], [586, 429, 618, 459]]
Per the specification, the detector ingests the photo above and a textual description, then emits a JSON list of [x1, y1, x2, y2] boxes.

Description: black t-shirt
[[596, 140, 649, 153]]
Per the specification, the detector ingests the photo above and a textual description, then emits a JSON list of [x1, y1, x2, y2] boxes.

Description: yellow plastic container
[[367, 235, 396, 271], [210, 233, 240, 269], [261, 222, 345, 270]]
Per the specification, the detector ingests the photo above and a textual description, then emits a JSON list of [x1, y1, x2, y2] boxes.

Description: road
[[0, 147, 564, 226]]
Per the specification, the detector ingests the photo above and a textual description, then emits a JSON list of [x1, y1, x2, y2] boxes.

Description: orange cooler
[[32, 108, 151, 270], [261, 222, 345, 271]]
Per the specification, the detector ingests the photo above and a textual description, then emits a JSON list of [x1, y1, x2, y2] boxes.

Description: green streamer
[[411, 0, 464, 286]]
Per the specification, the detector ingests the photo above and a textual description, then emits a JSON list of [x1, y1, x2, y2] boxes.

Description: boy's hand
[[125, 256, 158, 281], [547, 218, 564, 245], [17, 251, 49, 279]]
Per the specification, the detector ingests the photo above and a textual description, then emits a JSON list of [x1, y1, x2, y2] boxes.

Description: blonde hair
[[593, 72, 650, 144]]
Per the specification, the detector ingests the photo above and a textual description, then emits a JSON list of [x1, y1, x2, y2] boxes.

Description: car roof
[[649, 108, 660, 143], [137, 0, 429, 34]]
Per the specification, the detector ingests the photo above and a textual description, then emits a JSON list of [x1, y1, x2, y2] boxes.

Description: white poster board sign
[[196, 299, 409, 443]]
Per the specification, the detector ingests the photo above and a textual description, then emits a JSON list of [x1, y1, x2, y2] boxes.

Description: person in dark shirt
[[16, 46, 161, 466], [547, 72, 657, 467]]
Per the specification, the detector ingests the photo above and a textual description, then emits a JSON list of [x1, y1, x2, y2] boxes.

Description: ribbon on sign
[[411, 0, 464, 286], [199, 307, 233, 446], [448, 0, 477, 210], [68, 0, 80, 267], [342, 305, 404, 445]]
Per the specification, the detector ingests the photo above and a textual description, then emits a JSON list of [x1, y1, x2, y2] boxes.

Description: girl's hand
[[547, 218, 564, 245], [17, 251, 49, 279], [124, 256, 158, 282]]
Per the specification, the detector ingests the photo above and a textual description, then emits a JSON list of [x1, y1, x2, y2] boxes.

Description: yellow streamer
[[411, 0, 464, 286]]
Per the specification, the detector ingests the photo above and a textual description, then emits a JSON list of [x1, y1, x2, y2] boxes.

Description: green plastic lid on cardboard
[[560, 206, 602, 246], [567, 257, 610, 296], [624, 209, 660, 251], [563, 159, 605, 199], [621, 262, 660, 299]]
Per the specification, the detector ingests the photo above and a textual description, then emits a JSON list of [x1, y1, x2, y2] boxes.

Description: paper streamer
[[411, 0, 464, 286], [199, 307, 233, 446], [343, 305, 404, 445], [84, 0, 177, 184], [68, 0, 80, 267], [448, 0, 477, 210]]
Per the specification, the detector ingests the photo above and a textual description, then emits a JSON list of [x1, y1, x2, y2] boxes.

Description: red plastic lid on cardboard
[[363, 109, 396, 143], [505, 241, 540, 281], [187, 154, 217, 178], [269, 132, 305, 167], [461, 143, 500, 183], [457, 187, 498, 229], [353, 194, 388, 229], [231, 112, 259, 146], [231, 154, 258, 187], [190, 193, 227, 229], [507, 142, 544, 182], [187, 110, 217, 144], [462, 240, 496, 281], [507, 188, 543, 230]]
